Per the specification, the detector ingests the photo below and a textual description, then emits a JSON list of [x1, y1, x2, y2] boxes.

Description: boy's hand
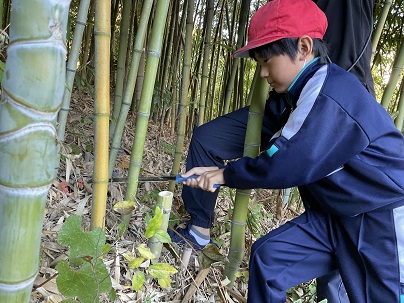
[[181, 166, 224, 192]]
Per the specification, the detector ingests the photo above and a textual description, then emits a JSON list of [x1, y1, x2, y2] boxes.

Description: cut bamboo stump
[[147, 190, 173, 260]]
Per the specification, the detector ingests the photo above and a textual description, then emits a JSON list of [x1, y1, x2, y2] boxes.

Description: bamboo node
[[230, 220, 246, 226]]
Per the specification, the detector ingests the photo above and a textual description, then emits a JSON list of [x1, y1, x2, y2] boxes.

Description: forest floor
[[30, 88, 316, 303]]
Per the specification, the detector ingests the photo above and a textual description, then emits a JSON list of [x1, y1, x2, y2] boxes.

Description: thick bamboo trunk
[[0, 0, 70, 302]]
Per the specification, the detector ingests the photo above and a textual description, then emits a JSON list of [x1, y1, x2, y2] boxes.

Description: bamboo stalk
[[148, 191, 173, 260], [222, 0, 251, 114], [169, 0, 196, 192], [197, 0, 214, 126], [395, 80, 404, 132], [224, 68, 269, 286], [91, 0, 111, 229], [108, 0, 154, 178], [109, 0, 133, 139], [0, 0, 70, 301], [57, 0, 91, 143], [121, 0, 170, 228], [371, 0, 392, 61], [381, 40, 404, 110]]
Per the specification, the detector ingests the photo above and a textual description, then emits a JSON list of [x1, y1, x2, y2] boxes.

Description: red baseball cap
[[234, 0, 328, 58]]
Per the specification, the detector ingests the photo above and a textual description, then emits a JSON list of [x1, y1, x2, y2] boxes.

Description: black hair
[[249, 38, 329, 63]]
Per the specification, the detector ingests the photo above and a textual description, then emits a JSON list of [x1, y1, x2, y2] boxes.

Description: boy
[[179, 0, 404, 301]]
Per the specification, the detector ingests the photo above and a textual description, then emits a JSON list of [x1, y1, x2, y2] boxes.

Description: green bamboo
[[57, 0, 91, 142], [91, 0, 111, 229], [108, 0, 154, 178], [109, 0, 133, 139], [148, 191, 173, 260], [80, 1, 95, 82], [168, 0, 195, 192], [395, 80, 404, 132], [197, 0, 214, 126], [0, 0, 70, 302], [121, 0, 170, 228], [381, 40, 404, 110], [224, 68, 269, 286], [0, 0, 3, 28], [222, 0, 251, 114], [371, 0, 392, 61], [158, 1, 176, 129]]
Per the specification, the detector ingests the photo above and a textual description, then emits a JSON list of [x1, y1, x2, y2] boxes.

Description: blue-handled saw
[[102, 174, 220, 188]]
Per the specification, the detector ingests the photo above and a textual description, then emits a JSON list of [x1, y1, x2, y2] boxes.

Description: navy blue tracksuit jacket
[[221, 60, 404, 302]]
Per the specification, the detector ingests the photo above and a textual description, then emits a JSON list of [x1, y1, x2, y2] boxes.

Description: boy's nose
[[259, 66, 269, 78]]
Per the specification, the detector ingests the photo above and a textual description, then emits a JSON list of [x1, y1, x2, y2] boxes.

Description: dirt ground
[[30, 89, 311, 303]]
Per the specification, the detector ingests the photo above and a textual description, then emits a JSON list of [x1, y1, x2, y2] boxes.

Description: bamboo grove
[[0, 0, 403, 302]]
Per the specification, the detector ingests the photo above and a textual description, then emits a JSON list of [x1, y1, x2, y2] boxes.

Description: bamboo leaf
[[154, 230, 171, 244], [132, 270, 145, 291], [129, 257, 145, 269], [137, 244, 156, 260], [148, 263, 178, 279], [123, 252, 135, 262], [56, 260, 111, 303], [113, 200, 136, 215], [145, 206, 163, 238], [57, 215, 106, 266], [157, 277, 171, 289]]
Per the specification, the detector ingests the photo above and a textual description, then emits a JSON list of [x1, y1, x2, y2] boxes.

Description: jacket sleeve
[[223, 68, 370, 189]]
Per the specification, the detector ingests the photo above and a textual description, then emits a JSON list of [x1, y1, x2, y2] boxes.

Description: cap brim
[[233, 48, 251, 58], [233, 36, 281, 58]]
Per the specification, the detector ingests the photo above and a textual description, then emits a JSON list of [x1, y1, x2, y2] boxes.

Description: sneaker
[[168, 223, 206, 251]]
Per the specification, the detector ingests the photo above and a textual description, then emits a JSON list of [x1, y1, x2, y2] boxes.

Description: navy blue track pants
[[248, 208, 402, 302], [182, 106, 275, 228]]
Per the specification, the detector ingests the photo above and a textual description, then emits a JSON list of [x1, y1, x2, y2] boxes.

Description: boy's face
[[255, 53, 302, 93]]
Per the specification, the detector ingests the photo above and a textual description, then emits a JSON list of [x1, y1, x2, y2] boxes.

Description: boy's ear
[[298, 36, 313, 60]]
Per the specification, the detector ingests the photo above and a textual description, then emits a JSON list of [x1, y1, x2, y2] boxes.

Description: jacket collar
[[287, 58, 325, 108]]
